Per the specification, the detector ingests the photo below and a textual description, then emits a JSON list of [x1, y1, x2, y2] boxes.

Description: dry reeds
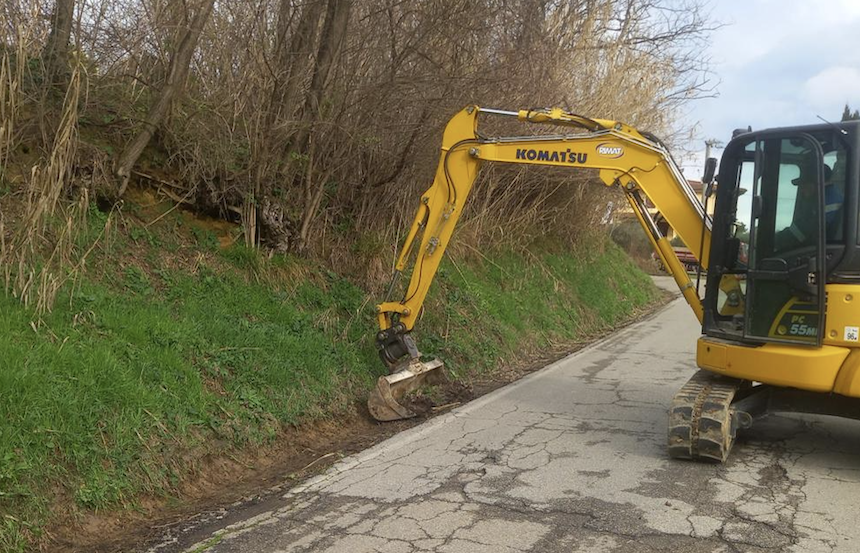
[[0, 0, 715, 285], [0, 42, 23, 176], [1, 57, 108, 315]]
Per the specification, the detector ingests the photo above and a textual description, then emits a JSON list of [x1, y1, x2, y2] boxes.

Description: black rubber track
[[668, 370, 743, 462]]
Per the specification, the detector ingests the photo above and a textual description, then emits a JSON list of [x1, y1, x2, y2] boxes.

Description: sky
[[679, 0, 860, 175]]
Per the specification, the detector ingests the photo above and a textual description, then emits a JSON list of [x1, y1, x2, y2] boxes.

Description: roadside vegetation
[[0, 0, 711, 550], [0, 204, 660, 551]]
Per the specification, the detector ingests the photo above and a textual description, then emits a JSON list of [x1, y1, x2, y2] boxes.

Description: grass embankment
[[0, 206, 661, 551]]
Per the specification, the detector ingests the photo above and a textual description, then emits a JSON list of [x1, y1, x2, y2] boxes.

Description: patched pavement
[[155, 278, 860, 552]]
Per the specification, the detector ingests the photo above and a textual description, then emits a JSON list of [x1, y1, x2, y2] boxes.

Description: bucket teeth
[[668, 370, 743, 463], [367, 358, 447, 422]]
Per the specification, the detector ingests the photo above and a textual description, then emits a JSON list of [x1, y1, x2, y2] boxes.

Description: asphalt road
[[160, 277, 860, 553]]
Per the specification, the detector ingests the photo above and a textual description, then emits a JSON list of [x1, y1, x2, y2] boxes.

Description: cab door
[[744, 134, 826, 345]]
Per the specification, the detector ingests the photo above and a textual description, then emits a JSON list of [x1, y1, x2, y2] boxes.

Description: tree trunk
[[43, 0, 76, 78], [292, 0, 352, 251], [268, 0, 326, 129], [289, 0, 352, 154], [259, 0, 350, 252], [114, 0, 216, 197], [251, 0, 326, 249]]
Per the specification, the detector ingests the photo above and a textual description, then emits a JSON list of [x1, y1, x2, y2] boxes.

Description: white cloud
[[680, 0, 860, 172], [835, 0, 860, 19], [710, 0, 860, 70], [802, 67, 860, 113]]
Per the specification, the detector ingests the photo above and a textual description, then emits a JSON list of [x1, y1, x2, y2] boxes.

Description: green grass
[[0, 222, 660, 552], [419, 240, 659, 375]]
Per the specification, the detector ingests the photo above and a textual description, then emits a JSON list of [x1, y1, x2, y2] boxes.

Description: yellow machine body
[[699, 282, 860, 396]]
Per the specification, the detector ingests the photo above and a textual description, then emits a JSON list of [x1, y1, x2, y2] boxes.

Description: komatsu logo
[[596, 143, 624, 158], [514, 149, 588, 164]]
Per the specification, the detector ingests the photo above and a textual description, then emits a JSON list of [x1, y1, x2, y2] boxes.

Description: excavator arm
[[369, 106, 712, 421]]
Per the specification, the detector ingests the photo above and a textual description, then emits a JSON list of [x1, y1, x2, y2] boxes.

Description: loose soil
[[44, 292, 675, 553]]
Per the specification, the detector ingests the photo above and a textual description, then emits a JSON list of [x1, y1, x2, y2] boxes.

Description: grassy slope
[[0, 207, 660, 551]]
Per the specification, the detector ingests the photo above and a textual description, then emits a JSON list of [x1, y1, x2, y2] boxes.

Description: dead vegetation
[[0, 0, 715, 310]]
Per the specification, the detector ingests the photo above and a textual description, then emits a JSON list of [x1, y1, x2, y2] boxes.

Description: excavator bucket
[[367, 358, 447, 421]]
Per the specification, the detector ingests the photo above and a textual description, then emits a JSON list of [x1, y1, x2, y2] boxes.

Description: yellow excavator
[[368, 105, 860, 462]]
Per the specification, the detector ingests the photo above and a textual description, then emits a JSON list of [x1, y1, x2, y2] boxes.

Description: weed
[[123, 266, 153, 295], [220, 245, 259, 272], [351, 231, 384, 257], [129, 226, 161, 248], [191, 534, 224, 553], [131, 227, 145, 241], [191, 227, 219, 252]]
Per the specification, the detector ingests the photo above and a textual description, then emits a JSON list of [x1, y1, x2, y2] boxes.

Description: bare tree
[[4, 0, 717, 257], [293, 0, 352, 250], [43, 0, 76, 78], [269, 0, 327, 129], [290, 0, 352, 154], [114, 0, 216, 196]]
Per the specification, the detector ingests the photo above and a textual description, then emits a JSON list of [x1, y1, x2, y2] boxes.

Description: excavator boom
[[370, 106, 711, 420]]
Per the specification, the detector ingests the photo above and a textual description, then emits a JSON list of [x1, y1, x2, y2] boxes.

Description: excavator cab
[[670, 122, 860, 462], [703, 124, 857, 346]]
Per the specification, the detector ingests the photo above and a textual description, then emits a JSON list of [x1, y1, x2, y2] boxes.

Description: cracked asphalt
[[155, 278, 860, 553]]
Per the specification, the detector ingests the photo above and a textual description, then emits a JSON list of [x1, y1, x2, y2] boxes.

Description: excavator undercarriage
[[670, 370, 860, 462]]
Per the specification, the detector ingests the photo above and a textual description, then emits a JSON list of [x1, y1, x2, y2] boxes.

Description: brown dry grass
[[0, 56, 115, 315]]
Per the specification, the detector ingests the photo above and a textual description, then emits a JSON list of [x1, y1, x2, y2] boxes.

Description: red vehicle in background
[[653, 246, 699, 273], [654, 243, 748, 273]]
